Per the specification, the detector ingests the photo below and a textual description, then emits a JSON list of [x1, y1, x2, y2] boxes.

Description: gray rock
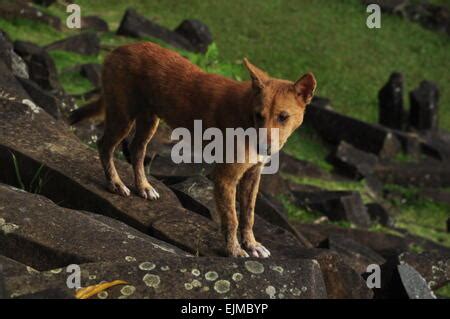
[[5, 257, 327, 299], [0, 183, 189, 271], [409, 80, 440, 131], [378, 72, 404, 130], [14, 41, 60, 91], [174, 19, 213, 53], [117, 8, 195, 52], [45, 33, 101, 56], [293, 190, 372, 228]]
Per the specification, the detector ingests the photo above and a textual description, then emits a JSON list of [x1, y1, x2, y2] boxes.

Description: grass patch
[[283, 125, 332, 172], [385, 184, 450, 246], [70, 0, 450, 129], [436, 283, 450, 298]]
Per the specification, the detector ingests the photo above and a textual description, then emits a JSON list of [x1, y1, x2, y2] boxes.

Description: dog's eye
[[278, 112, 289, 123]]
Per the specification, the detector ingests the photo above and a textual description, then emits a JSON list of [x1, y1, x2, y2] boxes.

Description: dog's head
[[244, 58, 316, 156]]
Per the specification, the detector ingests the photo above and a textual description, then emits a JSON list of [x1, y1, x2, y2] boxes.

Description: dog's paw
[[228, 245, 250, 258], [138, 184, 160, 201], [244, 242, 271, 258], [108, 181, 131, 197]]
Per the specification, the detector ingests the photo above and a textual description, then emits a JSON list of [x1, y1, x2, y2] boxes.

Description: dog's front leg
[[238, 163, 270, 258], [213, 165, 249, 257]]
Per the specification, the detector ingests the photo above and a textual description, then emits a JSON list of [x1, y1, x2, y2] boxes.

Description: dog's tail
[[68, 96, 105, 125]]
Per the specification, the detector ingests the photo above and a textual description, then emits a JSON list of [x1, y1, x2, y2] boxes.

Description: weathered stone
[[282, 248, 373, 299], [0, 0, 61, 30], [168, 175, 309, 254], [174, 19, 213, 53], [255, 192, 312, 247], [328, 141, 379, 179], [409, 80, 439, 131], [45, 33, 101, 56], [117, 8, 194, 52], [321, 234, 386, 274], [366, 202, 393, 227], [0, 183, 189, 271], [0, 59, 30, 101], [399, 252, 449, 290], [293, 190, 372, 228], [420, 132, 450, 161], [398, 263, 437, 299], [16, 76, 62, 119], [32, 0, 56, 6], [374, 161, 450, 187], [378, 72, 404, 130], [306, 103, 401, 158], [292, 222, 409, 259], [361, 0, 408, 14], [0, 30, 28, 79], [377, 256, 437, 299], [0, 255, 38, 278], [79, 63, 102, 87], [81, 15, 109, 32], [14, 41, 60, 91], [5, 257, 327, 299], [150, 154, 213, 184], [280, 151, 331, 179], [420, 188, 450, 206], [0, 98, 227, 257]]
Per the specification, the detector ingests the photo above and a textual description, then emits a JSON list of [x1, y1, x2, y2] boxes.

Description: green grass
[[384, 185, 450, 246], [283, 124, 333, 172], [66, 0, 450, 129]]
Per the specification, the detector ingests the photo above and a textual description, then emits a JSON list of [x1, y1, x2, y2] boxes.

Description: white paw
[[139, 185, 160, 200], [109, 181, 131, 197], [247, 244, 271, 258]]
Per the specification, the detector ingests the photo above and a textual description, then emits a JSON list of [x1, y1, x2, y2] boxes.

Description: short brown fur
[[70, 42, 316, 257]]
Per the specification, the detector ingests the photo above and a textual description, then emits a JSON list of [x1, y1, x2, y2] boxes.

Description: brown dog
[[69, 42, 316, 258]]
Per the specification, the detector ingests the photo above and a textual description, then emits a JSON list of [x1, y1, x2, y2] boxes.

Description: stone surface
[[174, 19, 213, 53], [306, 103, 401, 158], [366, 202, 393, 227], [399, 251, 449, 290], [322, 234, 386, 274], [397, 263, 437, 299], [409, 80, 439, 131], [328, 141, 379, 180], [279, 151, 331, 179], [16, 76, 62, 119], [0, 183, 189, 271], [374, 161, 450, 187], [0, 59, 30, 102], [0, 98, 230, 258], [45, 33, 101, 56], [81, 15, 109, 32], [14, 41, 60, 91], [292, 222, 409, 259], [168, 175, 309, 254], [293, 190, 372, 228], [5, 257, 327, 299], [117, 8, 194, 52], [378, 72, 404, 130], [282, 248, 374, 299], [0, 0, 61, 30], [78, 63, 102, 87], [0, 30, 28, 79]]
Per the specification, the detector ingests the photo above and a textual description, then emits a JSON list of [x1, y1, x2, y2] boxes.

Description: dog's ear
[[294, 73, 317, 105], [243, 58, 269, 90]]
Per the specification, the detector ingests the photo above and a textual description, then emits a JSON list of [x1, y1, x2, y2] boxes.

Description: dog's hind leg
[[97, 104, 134, 197], [130, 111, 160, 200]]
